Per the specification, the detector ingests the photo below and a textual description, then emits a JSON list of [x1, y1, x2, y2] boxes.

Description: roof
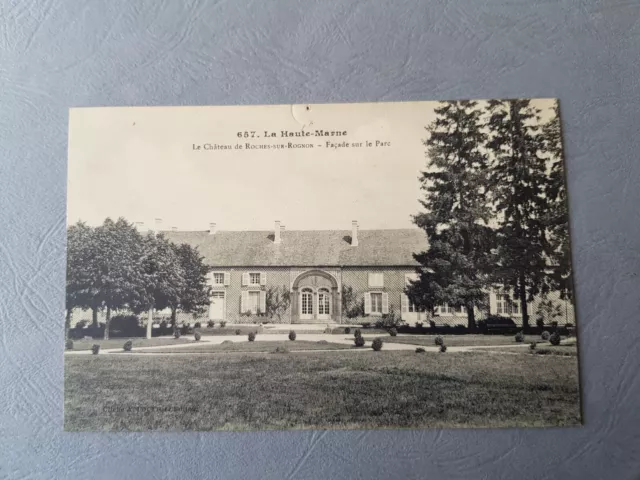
[[161, 229, 428, 267]]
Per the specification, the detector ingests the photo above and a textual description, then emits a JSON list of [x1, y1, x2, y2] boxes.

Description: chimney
[[154, 218, 162, 232], [274, 220, 281, 244], [351, 220, 359, 246], [209, 223, 216, 235]]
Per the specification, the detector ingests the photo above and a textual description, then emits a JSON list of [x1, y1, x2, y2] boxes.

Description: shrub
[[354, 328, 362, 338], [248, 332, 256, 342], [65, 339, 74, 350], [344, 327, 351, 334], [207, 320, 215, 328], [272, 346, 289, 354], [476, 319, 486, 331], [108, 315, 142, 337], [541, 331, 551, 341], [440, 344, 447, 353], [174, 330, 181, 339], [415, 347, 426, 353], [429, 320, 436, 329], [372, 338, 383, 351], [434, 336, 444, 346], [91, 344, 100, 355], [389, 327, 398, 337], [123, 340, 133, 352], [288, 330, 296, 341], [194, 332, 201, 341], [415, 322, 423, 329], [354, 335, 365, 348], [361, 322, 371, 329], [220, 321, 227, 328], [235, 329, 241, 335], [536, 318, 544, 330], [455, 323, 465, 329], [549, 332, 561, 346], [194, 322, 201, 329], [551, 320, 559, 329], [530, 341, 537, 351], [515, 331, 524, 343]]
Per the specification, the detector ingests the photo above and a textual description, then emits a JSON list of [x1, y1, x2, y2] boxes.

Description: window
[[249, 272, 261, 285], [368, 272, 384, 288], [318, 288, 331, 315], [371, 292, 383, 313], [436, 303, 465, 315], [301, 288, 313, 315], [248, 291, 260, 314], [213, 273, 225, 285], [496, 293, 520, 315]]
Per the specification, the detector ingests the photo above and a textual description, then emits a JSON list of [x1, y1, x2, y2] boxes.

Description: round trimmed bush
[[434, 336, 444, 346], [174, 330, 181, 339], [439, 344, 447, 353], [354, 336, 365, 348], [515, 331, 524, 343], [194, 322, 201, 329], [91, 344, 100, 355], [65, 339, 74, 350], [123, 340, 133, 352], [354, 328, 362, 338], [220, 321, 227, 328], [541, 331, 551, 341], [248, 332, 256, 342], [207, 320, 215, 328], [372, 338, 383, 351], [344, 327, 351, 334], [529, 341, 537, 351], [549, 332, 561, 346], [235, 328, 241, 335], [194, 332, 201, 341], [389, 327, 398, 337], [288, 330, 296, 341], [415, 347, 426, 353]]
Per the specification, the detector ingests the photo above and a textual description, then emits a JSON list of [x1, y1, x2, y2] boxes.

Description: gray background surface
[[1, 0, 639, 479]]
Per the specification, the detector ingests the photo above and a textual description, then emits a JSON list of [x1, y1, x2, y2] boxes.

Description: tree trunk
[[171, 307, 177, 332], [65, 309, 72, 340], [466, 305, 476, 331], [104, 305, 111, 340], [519, 274, 529, 332], [92, 307, 98, 327]]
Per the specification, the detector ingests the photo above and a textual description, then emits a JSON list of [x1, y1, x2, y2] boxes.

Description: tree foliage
[[408, 100, 495, 329], [265, 285, 291, 322]]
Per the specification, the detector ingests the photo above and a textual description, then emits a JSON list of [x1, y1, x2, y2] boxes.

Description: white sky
[[67, 99, 556, 231]]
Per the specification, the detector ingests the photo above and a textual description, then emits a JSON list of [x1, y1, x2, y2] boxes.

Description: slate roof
[[161, 229, 428, 267]]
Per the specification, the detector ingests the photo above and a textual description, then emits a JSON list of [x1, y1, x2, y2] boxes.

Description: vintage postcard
[[65, 99, 581, 431]]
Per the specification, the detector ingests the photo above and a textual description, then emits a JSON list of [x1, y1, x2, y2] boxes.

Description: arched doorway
[[291, 270, 340, 323]]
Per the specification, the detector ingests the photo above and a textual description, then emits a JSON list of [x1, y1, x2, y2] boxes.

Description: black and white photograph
[[64, 99, 581, 431]]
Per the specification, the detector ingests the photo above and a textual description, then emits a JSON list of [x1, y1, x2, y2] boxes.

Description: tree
[[265, 285, 291, 322], [93, 218, 147, 339], [341, 285, 364, 320], [487, 99, 554, 331], [541, 102, 573, 300], [66, 221, 98, 338], [170, 243, 211, 328], [408, 100, 495, 330]]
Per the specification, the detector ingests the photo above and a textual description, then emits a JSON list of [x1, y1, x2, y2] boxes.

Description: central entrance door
[[300, 288, 313, 320], [209, 291, 225, 320]]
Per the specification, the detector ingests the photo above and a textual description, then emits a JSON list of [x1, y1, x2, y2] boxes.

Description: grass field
[[484, 344, 578, 357], [70, 337, 193, 351], [118, 340, 353, 354], [384, 334, 550, 347], [65, 350, 581, 431]]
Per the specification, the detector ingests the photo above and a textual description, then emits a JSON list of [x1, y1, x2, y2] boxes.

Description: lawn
[[383, 334, 550, 347], [483, 344, 578, 357], [70, 337, 193, 351], [119, 340, 352, 354], [65, 350, 581, 431]]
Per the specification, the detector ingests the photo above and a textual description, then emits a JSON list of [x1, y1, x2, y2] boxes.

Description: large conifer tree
[[408, 100, 495, 329], [486, 99, 553, 331]]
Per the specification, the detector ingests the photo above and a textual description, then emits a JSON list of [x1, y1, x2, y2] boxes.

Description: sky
[[67, 99, 556, 232]]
